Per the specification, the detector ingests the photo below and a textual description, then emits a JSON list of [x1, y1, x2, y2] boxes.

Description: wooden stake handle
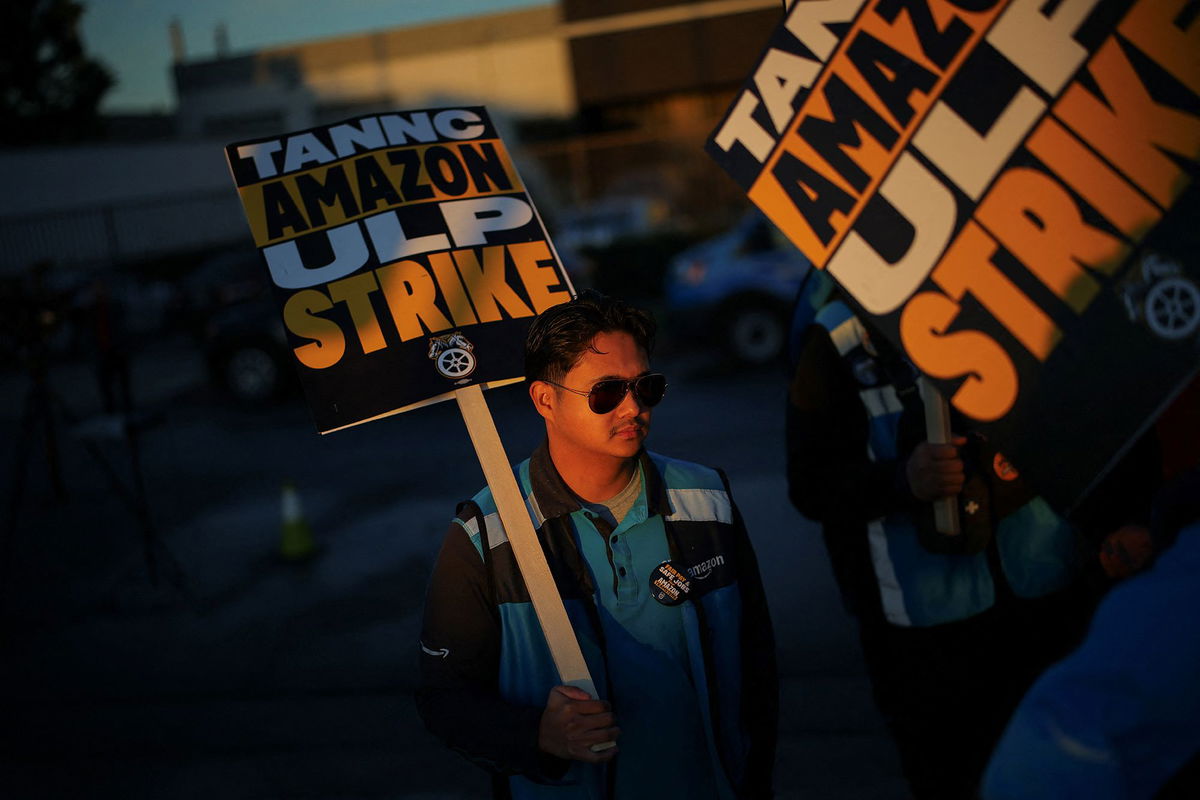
[[919, 378, 961, 537], [455, 384, 599, 698]]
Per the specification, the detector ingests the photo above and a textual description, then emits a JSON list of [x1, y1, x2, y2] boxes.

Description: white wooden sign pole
[[455, 383, 600, 698], [919, 378, 961, 537]]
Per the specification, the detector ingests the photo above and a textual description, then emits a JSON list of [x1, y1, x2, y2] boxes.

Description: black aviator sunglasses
[[545, 373, 668, 414]]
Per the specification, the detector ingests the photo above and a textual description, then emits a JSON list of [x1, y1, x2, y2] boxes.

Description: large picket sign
[[226, 106, 574, 433], [225, 107, 602, 703], [708, 0, 1200, 510]]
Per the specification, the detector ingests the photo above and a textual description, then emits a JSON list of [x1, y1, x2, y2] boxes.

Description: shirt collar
[[529, 440, 669, 521]]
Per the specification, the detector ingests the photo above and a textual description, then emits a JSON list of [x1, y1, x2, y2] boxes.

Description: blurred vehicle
[[201, 292, 294, 405], [170, 249, 268, 336], [554, 196, 663, 253], [165, 247, 294, 405], [665, 212, 817, 366], [551, 196, 667, 289]]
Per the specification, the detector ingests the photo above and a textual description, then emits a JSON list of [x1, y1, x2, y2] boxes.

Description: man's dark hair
[[525, 290, 656, 385]]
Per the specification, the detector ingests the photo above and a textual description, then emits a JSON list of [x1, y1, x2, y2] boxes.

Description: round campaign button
[[650, 561, 691, 606]]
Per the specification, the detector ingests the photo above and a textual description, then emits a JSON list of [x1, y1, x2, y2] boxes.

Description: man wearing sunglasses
[[418, 291, 778, 799]]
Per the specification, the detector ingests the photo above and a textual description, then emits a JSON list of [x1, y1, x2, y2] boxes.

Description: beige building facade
[[173, 1, 782, 215], [175, 6, 575, 141], [0, 1, 784, 273]]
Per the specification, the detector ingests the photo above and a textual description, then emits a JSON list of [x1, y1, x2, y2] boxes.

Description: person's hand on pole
[[538, 685, 620, 763], [906, 436, 967, 502]]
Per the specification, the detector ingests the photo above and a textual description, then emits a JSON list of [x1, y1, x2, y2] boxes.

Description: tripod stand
[[2, 353, 188, 619]]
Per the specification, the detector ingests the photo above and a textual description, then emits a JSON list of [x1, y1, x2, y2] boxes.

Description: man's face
[[534, 330, 653, 465]]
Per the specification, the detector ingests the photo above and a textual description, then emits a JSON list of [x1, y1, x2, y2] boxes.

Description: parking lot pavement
[[0, 489, 905, 799]]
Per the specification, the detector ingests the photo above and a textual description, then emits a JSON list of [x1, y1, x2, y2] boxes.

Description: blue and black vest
[[816, 300, 1079, 627], [454, 445, 776, 799]]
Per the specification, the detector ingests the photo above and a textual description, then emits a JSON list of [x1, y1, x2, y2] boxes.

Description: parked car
[[171, 249, 268, 336], [551, 196, 669, 290], [164, 248, 294, 405], [201, 291, 294, 405], [665, 211, 820, 365]]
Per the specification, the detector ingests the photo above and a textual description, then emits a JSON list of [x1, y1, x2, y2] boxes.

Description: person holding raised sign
[[418, 291, 778, 799], [784, 291, 1103, 800]]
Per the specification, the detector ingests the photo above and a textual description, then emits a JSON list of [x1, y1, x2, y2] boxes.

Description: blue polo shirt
[[573, 466, 734, 800]]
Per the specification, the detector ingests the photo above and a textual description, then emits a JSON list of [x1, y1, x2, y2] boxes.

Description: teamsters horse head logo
[[428, 331, 478, 383]]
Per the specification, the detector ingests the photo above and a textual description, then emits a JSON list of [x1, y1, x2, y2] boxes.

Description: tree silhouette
[[0, 0, 114, 146]]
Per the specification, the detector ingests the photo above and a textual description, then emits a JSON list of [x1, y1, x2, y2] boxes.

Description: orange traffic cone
[[279, 480, 317, 562]]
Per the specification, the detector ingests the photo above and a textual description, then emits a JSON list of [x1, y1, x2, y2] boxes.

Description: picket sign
[[920, 378, 961, 537], [454, 383, 600, 695]]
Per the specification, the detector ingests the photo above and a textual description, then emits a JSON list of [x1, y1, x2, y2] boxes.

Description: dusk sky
[[80, 0, 542, 113]]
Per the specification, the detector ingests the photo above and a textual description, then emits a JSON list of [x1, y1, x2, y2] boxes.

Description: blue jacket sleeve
[[415, 509, 569, 782], [982, 522, 1200, 800]]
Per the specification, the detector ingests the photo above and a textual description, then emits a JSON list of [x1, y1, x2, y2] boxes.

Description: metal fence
[[0, 189, 250, 275]]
